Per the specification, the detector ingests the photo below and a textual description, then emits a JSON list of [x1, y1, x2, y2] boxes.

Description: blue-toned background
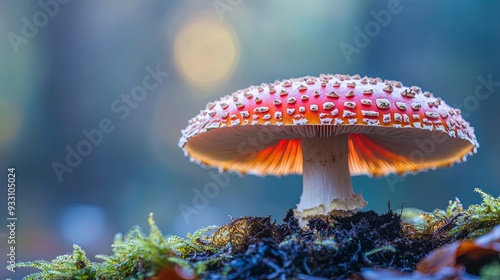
[[1, 0, 499, 277]]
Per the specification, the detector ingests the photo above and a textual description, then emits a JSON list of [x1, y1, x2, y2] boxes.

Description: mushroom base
[[294, 193, 367, 224]]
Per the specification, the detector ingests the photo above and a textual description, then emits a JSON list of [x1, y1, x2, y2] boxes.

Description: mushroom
[[179, 74, 478, 223]]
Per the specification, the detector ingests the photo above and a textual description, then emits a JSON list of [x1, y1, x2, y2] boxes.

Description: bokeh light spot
[[60, 204, 106, 246], [174, 19, 240, 89], [0, 100, 22, 148]]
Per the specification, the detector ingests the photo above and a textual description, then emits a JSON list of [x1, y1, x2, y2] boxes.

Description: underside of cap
[[182, 124, 476, 177]]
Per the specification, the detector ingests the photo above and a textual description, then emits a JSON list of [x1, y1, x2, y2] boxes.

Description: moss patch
[[18, 189, 500, 279]]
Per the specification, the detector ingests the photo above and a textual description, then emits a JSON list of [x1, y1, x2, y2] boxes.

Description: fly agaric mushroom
[[179, 74, 478, 222]]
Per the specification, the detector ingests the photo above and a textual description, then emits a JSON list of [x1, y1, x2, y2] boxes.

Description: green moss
[[17, 213, 216, 279], [461, 188, 500, 238], [17, 189, 500, 279], [17, 244, 96, 280], [412, 188, 500, 240], [480, 260, 500, 280], [364, 245, 397, 257]]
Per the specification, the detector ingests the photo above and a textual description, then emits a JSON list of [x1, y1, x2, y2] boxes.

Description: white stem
[[296, 134, 367, 219]]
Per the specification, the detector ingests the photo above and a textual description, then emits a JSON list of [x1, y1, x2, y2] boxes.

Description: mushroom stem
[[296, 134, 367, 220]]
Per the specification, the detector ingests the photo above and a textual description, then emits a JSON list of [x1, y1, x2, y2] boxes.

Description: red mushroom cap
[[179, 74, 478, 177]]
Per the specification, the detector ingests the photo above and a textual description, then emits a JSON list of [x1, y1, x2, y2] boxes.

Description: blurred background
[[1, 0, 499, 277]]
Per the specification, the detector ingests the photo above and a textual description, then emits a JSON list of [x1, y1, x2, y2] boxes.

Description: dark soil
[[184, 210, 455, 280]]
